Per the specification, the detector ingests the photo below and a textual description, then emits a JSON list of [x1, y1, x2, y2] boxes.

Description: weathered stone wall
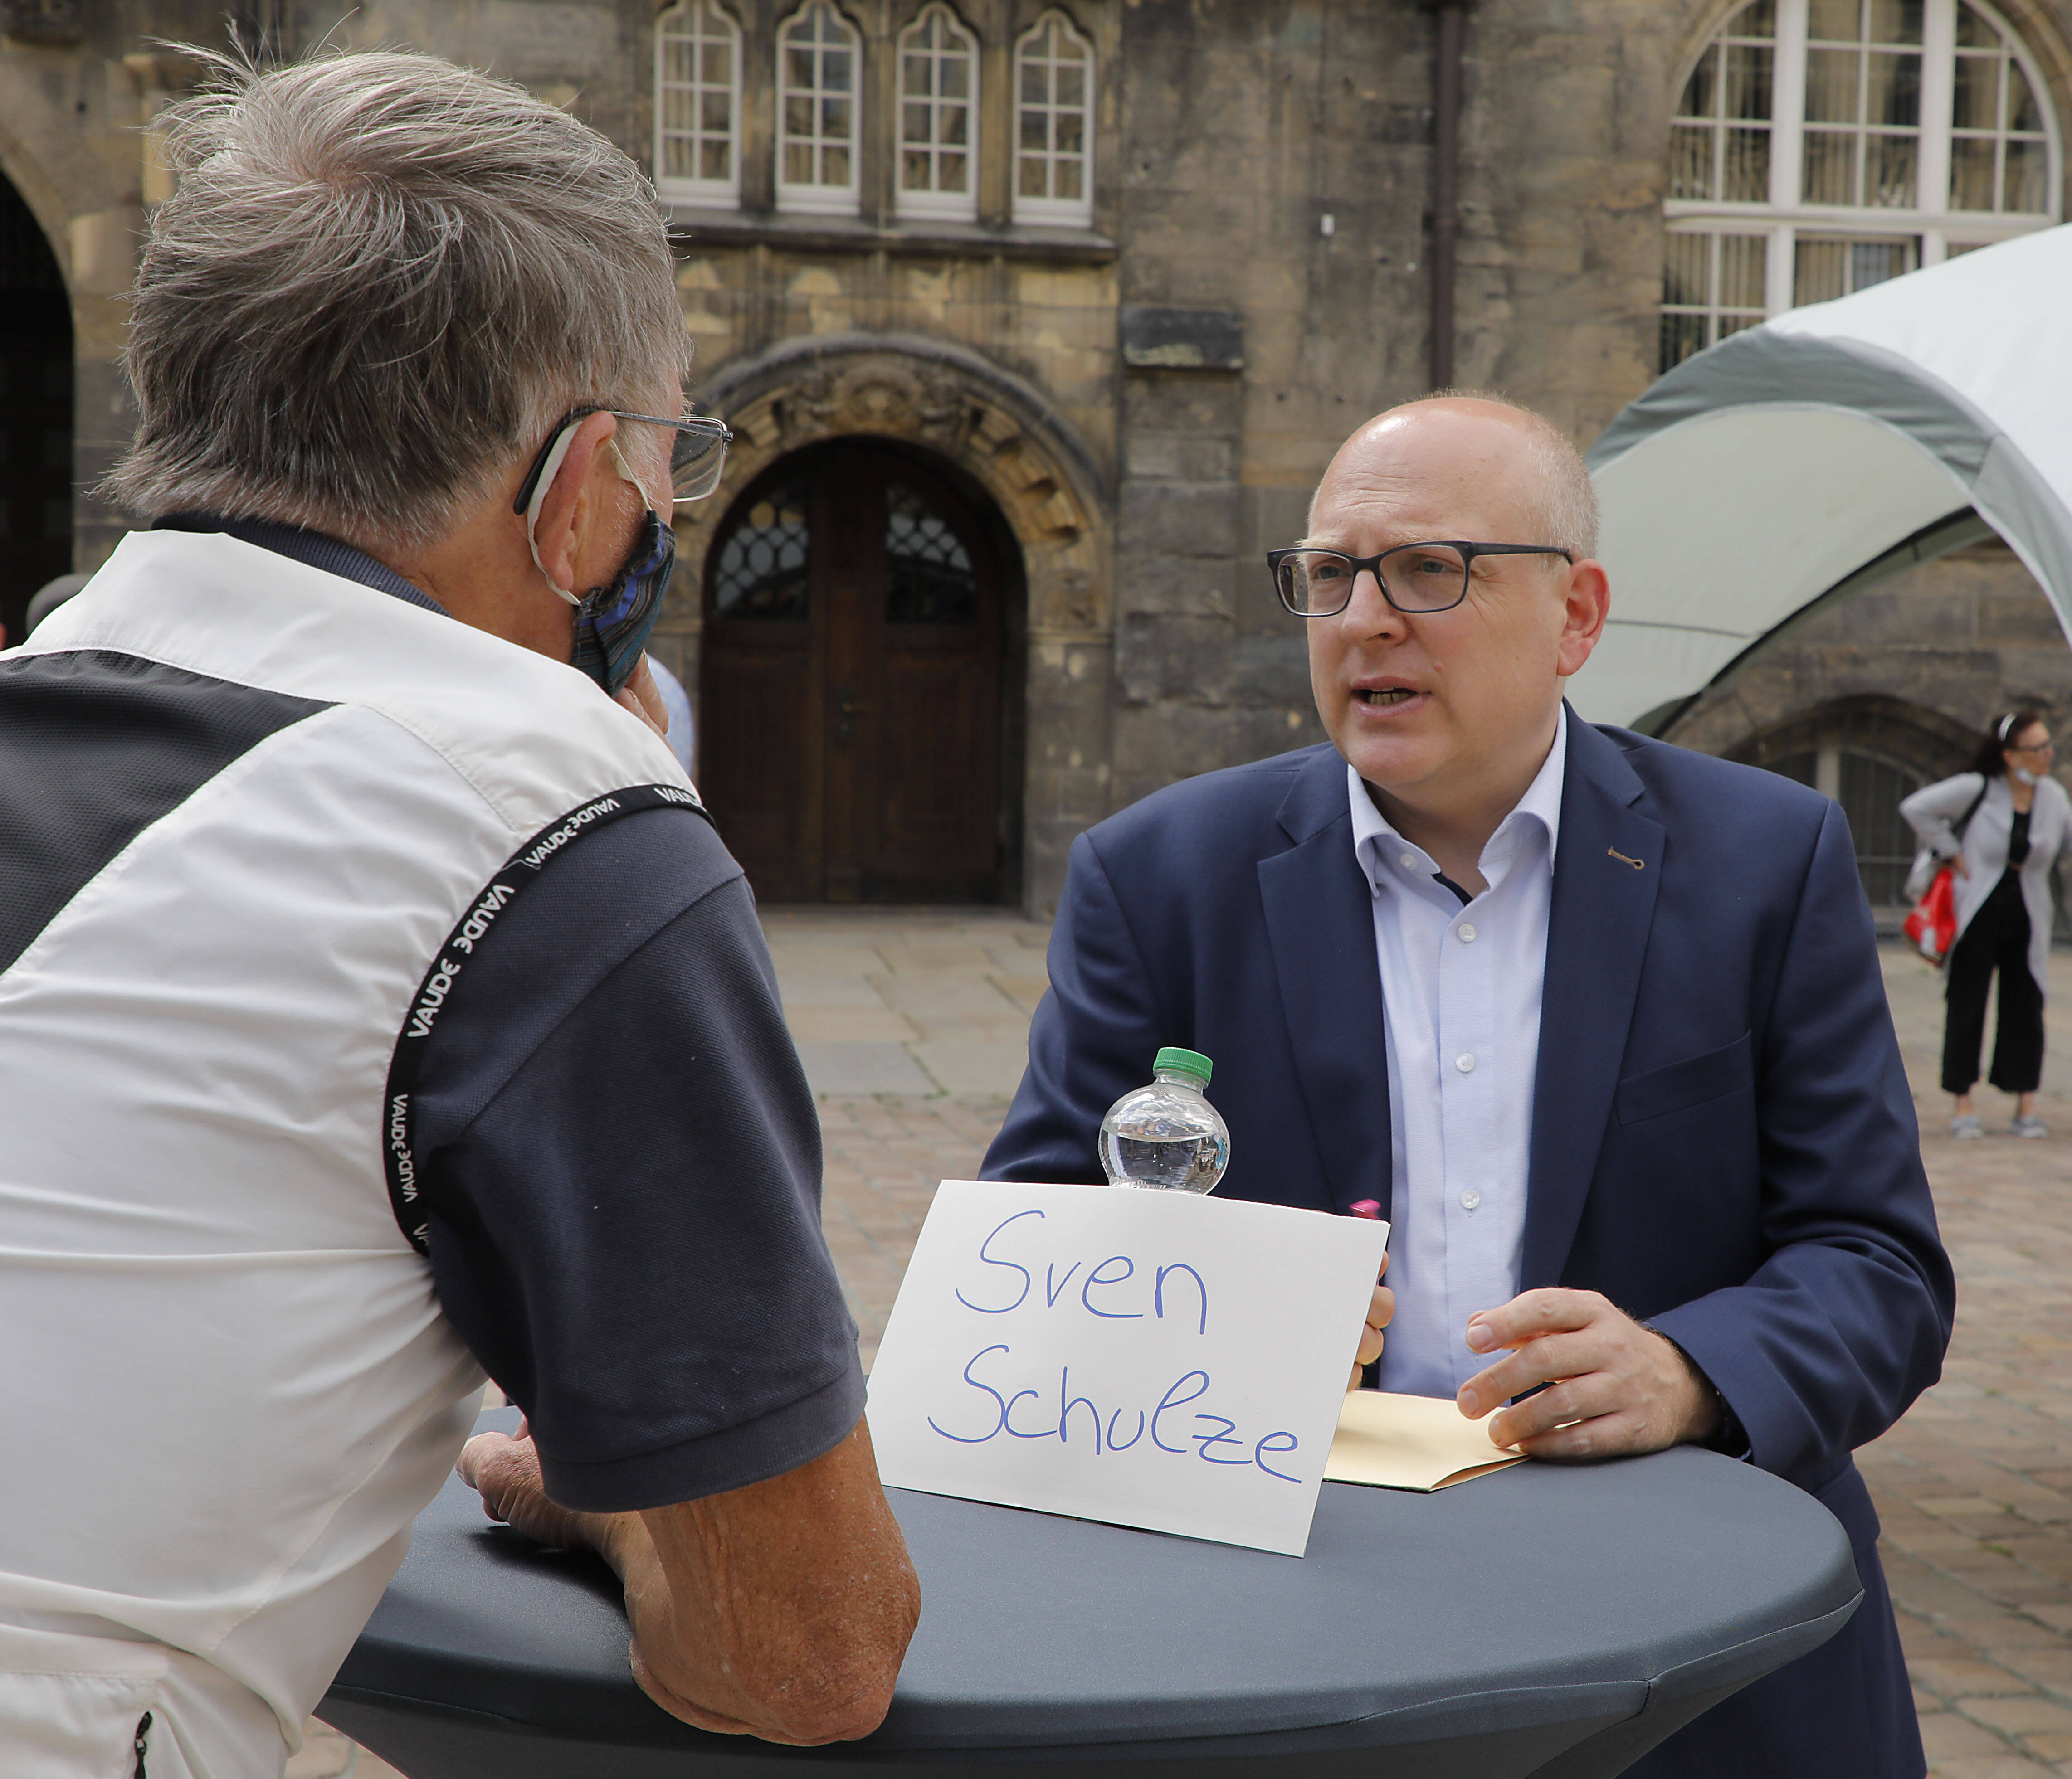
[[1669, 547, 2072, 770], [15, 0, 2072, 912]]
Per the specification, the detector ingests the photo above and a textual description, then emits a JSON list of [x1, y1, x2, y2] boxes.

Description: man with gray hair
[[0, 46, 915, 1779]]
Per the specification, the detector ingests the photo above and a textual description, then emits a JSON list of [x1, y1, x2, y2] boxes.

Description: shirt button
[[1399, 853, 1418, 871], [1460, 1188, 1482, 1211], [1455, 1052, 1476, 1074], [1458, 923, 1477, 943]]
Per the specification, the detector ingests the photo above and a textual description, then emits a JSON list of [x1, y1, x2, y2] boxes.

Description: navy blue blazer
[[984, 715, 1955, 1775]]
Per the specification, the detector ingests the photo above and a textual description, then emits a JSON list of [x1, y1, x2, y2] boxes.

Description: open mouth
[[1353, 687, 1421, 707]]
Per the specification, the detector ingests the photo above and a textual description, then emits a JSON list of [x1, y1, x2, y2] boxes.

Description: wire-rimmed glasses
[[1266, 541, 1575, 617], [513, 407, 734, 515]]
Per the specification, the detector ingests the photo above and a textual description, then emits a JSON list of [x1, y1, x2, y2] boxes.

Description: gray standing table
[[320, 1410, 1859, 1779]]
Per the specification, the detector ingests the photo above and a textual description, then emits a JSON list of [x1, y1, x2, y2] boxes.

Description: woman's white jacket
[[1900, 770, 2072, 993]]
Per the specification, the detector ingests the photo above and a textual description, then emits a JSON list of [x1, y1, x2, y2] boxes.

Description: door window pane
[[713, 485, 811, 619], [886, 481, 979, 624]]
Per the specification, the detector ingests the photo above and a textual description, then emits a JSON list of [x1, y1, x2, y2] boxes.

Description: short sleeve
[[408, 806, 863, 1513]]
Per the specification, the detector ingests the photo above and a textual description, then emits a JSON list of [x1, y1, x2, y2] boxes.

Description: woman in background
[[1902, 709, 2071, 1138]]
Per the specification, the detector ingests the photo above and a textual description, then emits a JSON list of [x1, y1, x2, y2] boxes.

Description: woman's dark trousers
[[1943, 874, 2043, 1095]]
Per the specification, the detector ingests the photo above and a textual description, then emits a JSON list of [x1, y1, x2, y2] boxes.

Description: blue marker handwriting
[[953, 1209, 1210, 1336], [926, 1344, 1302, 1483]]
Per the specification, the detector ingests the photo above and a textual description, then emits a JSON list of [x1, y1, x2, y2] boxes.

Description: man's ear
[[528, 411, 623, 596], [1555, 558, 1611, 679]]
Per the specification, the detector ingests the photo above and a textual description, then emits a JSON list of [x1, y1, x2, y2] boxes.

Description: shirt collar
[[156, 513, 449, 617], [1348, 704, 1568, 890]]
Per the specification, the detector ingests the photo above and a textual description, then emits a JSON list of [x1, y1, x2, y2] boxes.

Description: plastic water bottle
[[1099, 1048, 1230, 1193]]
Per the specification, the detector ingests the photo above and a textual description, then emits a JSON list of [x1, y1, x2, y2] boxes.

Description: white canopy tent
[[1571, 224, 2072, 734]]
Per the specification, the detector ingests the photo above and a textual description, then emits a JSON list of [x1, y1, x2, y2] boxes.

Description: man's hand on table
[[1453, 1288, 1722, 1459], [459, 1415, 920, 1745], [1349, 1252, 1395, 1390]]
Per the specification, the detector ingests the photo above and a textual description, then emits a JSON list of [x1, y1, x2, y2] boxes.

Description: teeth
[[1360, 688, 1414, 705]]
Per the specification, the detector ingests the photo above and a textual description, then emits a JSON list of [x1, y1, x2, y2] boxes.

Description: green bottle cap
[[1154, 1046, 1213, 1086]]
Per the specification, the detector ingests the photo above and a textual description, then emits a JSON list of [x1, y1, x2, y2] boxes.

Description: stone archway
[[661, 333, 1115, 912], [0, 51, 156, 580]]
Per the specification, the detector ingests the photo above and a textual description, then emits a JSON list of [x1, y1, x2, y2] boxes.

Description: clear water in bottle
[[1099, 1047, 1230, 1194]]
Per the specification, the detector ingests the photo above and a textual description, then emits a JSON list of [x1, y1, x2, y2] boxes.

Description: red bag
[[1904, 864, 1959, 964]]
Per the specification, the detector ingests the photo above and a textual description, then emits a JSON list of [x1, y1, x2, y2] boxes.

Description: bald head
[[1308, 396, 1598, 561]]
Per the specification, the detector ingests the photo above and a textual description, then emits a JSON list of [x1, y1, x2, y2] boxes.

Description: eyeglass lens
[[1277, 545, 1470, 617], [670, 425, 729, 503]]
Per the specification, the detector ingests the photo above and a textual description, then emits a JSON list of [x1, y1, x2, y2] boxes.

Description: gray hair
[[105, 46, 689, 549]]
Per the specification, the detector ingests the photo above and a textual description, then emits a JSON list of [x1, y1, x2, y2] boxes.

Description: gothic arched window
[[1662, 0, 2060, 369], [897, 5, 980, 221], [656, 1, 742, 205], [777, 0, 862, 215], [1013, 10, 1094, 227]]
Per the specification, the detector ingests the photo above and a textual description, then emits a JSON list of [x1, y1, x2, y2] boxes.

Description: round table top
[[327, 1410, 1860, 1766]]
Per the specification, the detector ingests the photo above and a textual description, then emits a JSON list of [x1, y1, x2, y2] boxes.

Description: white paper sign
[[865, 1181, 1390, 1557]]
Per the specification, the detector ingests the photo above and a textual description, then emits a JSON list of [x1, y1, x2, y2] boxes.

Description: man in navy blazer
[[984, 399, 1954, 1777]]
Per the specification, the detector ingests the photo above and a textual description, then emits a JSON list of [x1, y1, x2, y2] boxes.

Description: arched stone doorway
[[663, 334, 1114, 914], [1728, 695, 1978, 914], [0, 170, 71, 643], [701, 437, 1023, 904]]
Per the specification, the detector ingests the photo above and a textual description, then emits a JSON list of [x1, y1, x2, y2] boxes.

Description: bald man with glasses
[[986, 397, 1954, 1779]]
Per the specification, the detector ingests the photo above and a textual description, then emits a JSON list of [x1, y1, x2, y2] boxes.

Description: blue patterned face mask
[[570, 506, 674, 696], [522, 426, 677, 697]]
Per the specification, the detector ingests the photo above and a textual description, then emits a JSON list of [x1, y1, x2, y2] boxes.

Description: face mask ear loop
[[607, 436, 668, 518], [524, 422, 586, 607]]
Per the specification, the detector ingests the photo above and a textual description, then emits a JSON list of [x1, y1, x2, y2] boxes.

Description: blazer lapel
[[1522, 716, 1664, 1288], [1257, 750, 1394, 1216]]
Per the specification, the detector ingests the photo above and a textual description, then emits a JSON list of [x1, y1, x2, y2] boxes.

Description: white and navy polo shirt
[[0, 525, 859, 1777]]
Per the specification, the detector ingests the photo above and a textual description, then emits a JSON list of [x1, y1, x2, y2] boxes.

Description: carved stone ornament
[[0, 0, 80, 45], [778, 361, 978, 458]]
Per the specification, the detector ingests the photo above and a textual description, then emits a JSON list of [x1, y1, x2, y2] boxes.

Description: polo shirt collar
[[156, 513, 449, 617]]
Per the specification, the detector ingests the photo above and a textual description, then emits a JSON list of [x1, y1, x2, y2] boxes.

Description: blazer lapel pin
[[1607, 846, 1645, 870]]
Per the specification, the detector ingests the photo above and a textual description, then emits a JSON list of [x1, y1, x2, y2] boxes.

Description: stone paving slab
[[321, 918, 2072, 1774], [761, 905, 1051, 1098]]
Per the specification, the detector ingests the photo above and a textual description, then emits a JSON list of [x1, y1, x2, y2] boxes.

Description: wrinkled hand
[[458, 1422, 621, 1561], [614, 653, 670, 741], [1454, 1289, 1718, 1459], [1349, 1253, 1395, 1390]]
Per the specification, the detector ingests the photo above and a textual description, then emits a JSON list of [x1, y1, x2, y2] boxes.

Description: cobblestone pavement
[[321, 919, 2072, 1776]]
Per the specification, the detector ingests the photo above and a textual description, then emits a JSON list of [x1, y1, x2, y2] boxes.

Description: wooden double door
[[699, 442, 1010, 903]]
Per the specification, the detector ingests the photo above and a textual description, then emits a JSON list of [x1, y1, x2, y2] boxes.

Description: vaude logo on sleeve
[[405, 956, 464, 1040], [387, 1093, 419, 1206], [450, 882, 515, 956], [380, 783, 708, 1254], [515, 795, 622, 871]]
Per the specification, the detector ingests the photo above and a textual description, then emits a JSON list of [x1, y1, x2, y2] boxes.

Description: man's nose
[[1345, 565, 1407, 635]]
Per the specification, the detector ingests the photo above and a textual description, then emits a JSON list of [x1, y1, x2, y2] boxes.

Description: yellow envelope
[[1324, 1389, 1525, 1492]]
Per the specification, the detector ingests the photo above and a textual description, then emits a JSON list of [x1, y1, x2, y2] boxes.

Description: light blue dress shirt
[[647, 657, 697, 777], [1347, 706, 1565, 1399]]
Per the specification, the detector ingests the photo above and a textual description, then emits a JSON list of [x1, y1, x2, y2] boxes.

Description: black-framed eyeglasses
[[1266, 541, 1575, 617], [512, 407, 734, 515]]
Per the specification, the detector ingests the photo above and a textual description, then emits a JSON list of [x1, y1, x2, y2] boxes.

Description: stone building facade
[[2, 0, 2068, 913]]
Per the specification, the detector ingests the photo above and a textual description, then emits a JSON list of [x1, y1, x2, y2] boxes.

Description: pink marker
[[1349, 1199, 1383, 1220]]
